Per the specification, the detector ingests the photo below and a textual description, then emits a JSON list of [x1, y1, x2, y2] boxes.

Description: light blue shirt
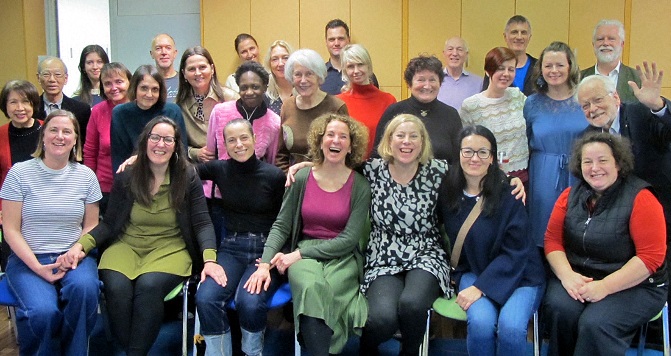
[[437, 69, 483, 111]]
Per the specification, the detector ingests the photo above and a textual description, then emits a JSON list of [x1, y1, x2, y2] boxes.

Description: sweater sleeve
[[110, 106, 132, 174], [630, 189, 667, 273], [261, 169, 302, 262], [544, 188, 570, 255], [84, 106, 101, 172]]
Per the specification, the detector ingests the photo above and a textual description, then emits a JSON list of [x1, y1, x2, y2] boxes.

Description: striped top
[[0, 158, 101, 254]]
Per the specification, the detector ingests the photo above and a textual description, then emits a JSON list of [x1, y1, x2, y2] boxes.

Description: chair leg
[[663, 302, 670, 356], [8, 306, 18, 344], [533, 310, 540, 356], [294, 329, 301, 356], [182, 279, 190, 356], [419, 309, 431, 356]]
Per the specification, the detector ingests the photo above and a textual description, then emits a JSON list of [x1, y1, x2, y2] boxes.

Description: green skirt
[[288, 239, 368, 353]]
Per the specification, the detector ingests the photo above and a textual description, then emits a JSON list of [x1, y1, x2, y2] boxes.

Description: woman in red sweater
[[337, 44, 396, 157]]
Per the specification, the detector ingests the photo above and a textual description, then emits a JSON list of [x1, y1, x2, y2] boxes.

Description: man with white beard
[[581, 19, 641, 103]]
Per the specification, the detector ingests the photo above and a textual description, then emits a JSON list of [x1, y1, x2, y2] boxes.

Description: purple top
[[436, 69, 483, 111], [301, 170, 354, 240]]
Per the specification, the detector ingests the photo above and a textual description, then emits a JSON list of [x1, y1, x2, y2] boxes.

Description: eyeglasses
[[39, 72, 65, 80], [148, 133, 175, 145], [460, 148, 491, 159]]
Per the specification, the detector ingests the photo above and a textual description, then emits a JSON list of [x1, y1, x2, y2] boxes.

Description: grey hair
[[284, 49, 327, 85], [593, 19, 625, 42], [38, 56, 68, 75], [575, 75, 617, 101]]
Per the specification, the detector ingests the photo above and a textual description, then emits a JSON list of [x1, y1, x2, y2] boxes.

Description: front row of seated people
[[0, 110, 667, 356]]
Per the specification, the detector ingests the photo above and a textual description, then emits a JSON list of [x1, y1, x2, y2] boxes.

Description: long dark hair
[[176, 46, 226, 107], [128, 65, 167, 109], [444, 125, 508, 217], [75, 45, 110, 105], [130, 116, 189, 210]]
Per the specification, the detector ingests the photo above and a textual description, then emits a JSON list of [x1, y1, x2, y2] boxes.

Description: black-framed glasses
[[148, 133, 176, 145], [460, 148, 491, 159]]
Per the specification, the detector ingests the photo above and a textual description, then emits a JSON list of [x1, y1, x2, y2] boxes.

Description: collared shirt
[[603, 103, 668, 135], [182, 87, 221, 161], [320, 60, 380, 95], [437, 68, 483, 111], [43, 94, 64, 114], [594, 61, 622, 88]]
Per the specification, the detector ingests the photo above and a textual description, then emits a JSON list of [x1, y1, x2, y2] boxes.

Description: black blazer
[[36, 94, 92, 147], [481, 54, 537, 96], [88, 166, 216, 273]]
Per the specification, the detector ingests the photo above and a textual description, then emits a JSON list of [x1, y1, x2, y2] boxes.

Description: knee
[[195, 279, 229, 310], [26, 301, 61, 328], [466, 313, 497, 340], [398, 294, 427, 320], [365, 305, 397, 333], [497, 316, 530, 342], [236, 292, 266, 317]]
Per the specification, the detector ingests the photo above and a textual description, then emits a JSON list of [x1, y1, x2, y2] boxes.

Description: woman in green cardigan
[[244, 113, 370, 356]]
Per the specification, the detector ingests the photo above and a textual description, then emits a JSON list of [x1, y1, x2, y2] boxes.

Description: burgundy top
[[301, 170, 354, 240]]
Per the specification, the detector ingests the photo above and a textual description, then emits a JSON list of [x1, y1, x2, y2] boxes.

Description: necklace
[[241, 105, 259, 121], [420, 109, 429, 117], [9, 123, 40, 137]]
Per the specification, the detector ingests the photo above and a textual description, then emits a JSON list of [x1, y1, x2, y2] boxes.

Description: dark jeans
[[360, 269, 441, 356], [196, 233, 281, 334], [100, 270, 183, 356]]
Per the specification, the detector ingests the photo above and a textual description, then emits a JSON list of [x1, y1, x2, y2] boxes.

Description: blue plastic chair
[[0, 273, 19, 344]]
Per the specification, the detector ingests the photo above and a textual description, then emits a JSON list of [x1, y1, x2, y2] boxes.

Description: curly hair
[[377, 114, 433, 165], [235, 60, 270, 87], [307, 113, 368, 168], [403, 55, 444, 87], [569, 132, 634, 181]]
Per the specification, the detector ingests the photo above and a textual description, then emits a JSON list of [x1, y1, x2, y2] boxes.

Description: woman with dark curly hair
[[246, 113, 370, 356], [73, 45, 110, 107], [372, 55, 462, 164], [543, 132, 667, 356]]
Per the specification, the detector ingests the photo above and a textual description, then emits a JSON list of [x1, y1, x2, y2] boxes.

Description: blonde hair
[[32, 110, 83, 162], [377, 114, 433, 165], [340, 44, 373, 92], [265, 40, 294, 101]]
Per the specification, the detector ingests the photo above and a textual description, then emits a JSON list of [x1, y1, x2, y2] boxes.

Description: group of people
[[0, 13, 669, 356]]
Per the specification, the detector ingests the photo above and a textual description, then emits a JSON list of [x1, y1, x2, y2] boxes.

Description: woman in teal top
[[65, 117, 225, 355]]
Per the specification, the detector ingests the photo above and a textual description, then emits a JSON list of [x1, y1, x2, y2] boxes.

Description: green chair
[[637, 302, 670, 356]]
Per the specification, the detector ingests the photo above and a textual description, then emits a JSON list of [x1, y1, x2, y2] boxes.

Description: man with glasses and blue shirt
[[35, 56, 91, 148]]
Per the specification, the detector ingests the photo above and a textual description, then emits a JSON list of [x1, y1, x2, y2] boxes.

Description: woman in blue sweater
[[441, 125, 545, 356]]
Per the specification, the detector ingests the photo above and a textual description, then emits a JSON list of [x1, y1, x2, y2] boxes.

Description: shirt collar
[[595, 61, 622, 77], [443, 67, 470, 78]]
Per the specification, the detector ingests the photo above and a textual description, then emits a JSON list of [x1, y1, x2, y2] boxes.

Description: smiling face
[[345, 61, 370, 85], [581, 142, 619, 193], [390, 121, 422, 165], [460, 134, 493, 182], [146, 123, 176, 167], [6, 90, 34, 127], [321, 120, 351, 165], [237, 39, 259, 62], [410, 69, 440, 103], [292, 63, 319, 99], [136, 75, 161, 110], [269, 45, 290, 79], [326, 27, 350, 59], [37, 59, 68, 98], [183, 54, 213, 95], [224, 122, 256, 162], [577, 79, 620, 129], [102, 71, 130, 105], [443, 37, 468, 72], [489, 59, 516, 91], [542, 51, 570, 89], [504, 21, 531, 55], [150, 35, 178, 71], [44, 115, 77, 160], [593, 24, 623, 64], [238, 71, 267, 109], [84, 52, 104, 82]]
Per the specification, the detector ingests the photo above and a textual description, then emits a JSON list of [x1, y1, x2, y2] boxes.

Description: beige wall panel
[[351, 0, 403, 95], [202, 0, 251, 76], [0, 1, 28, 89], [407, 0, 461, 62], [298, 0, 349, 59], [461, 0, 515, 77], [516, 0, 570, 59], [382, 86, 402, 101], [568, 0, 625, 70], [23, 0, 46, 86], [251, 0, 300, 64], [629, 0, 671, 89]]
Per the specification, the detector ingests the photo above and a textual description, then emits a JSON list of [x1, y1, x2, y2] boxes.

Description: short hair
[[99, 62, 132, 101], [284, 49, 327, 85], [234, 33, 258, 53], [505, 15, 532, 33], [175, 46, 226, 106], [403, 55, 445, 87], [593, 19, 626, 42], [444, 37, 470, 52], [569, 132, 634, 180], [307, 113, 368, 168], [484, 47, 517, 78], [235, 60, 270, 87], [377, 114, 433, 165], [151, 33, 176, 50], [264, 40, 295, 101], [38, 56, 68, 75], [32, 109, 82, 162], [1, 80, 40, 118], [223, 118, 254, 141], [575, 75, 617, 101], [532, 41, 580, 93], [75, 45, 110, 105], [127, 65, 167, 109], [340, 44, 373, 91], [325, 19, 350, 38]]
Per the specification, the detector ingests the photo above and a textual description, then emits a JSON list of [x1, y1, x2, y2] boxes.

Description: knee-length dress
[[523, 93, 586, 246], [362, 158, 451, 296]]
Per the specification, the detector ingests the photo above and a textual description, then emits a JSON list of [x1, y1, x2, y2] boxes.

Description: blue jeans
[[460, 272, 544, 356], [6, 253, 100, 356], [196, 233, 281, 334]]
